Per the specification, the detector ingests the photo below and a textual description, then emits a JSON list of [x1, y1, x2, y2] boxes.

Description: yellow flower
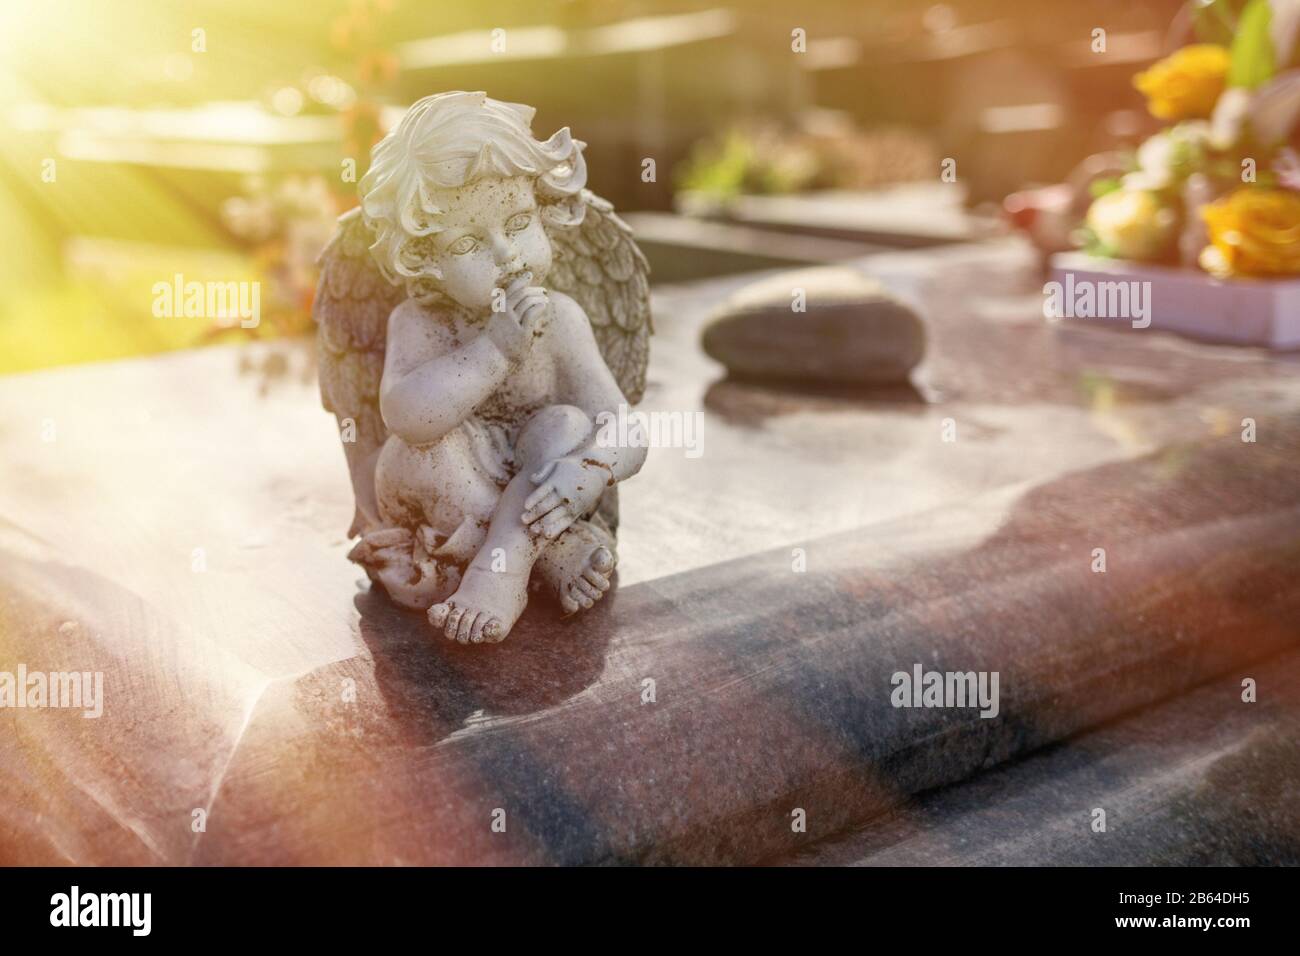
[[1133, 45, 1231, 121], [1086, 189, 1177, 261], [1199, 188, 1300, 277]]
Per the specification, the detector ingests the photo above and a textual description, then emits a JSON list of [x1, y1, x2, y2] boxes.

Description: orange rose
[[1199, 188, 1300, 277], [1133, 45, 1231, 121]]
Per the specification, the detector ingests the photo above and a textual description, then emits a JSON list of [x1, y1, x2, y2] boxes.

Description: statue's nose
[[491, 233, 516, 264]]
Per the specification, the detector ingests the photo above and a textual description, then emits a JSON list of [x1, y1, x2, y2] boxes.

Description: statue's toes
[[589, 546, 616, 576], [581, 567, 611, 592], [442, 606, 466, 641]]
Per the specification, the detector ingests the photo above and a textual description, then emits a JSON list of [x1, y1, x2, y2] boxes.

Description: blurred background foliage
[[0, 0, 1187, 373]]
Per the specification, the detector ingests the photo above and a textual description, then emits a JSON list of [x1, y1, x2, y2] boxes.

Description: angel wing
[[313, 190, 652, 540], [546, 189, 653, 404], [314, 207, 405, 537]]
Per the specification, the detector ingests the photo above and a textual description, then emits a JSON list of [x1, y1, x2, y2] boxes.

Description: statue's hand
[[485, 272, 550, 364], [520, 456, 609, 540]]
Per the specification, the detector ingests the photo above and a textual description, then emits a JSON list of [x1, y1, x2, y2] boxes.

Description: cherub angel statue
[[314, 91, 650, 645]]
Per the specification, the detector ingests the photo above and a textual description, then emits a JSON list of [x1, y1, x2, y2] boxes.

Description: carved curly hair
[[359, 91, 588, 291]]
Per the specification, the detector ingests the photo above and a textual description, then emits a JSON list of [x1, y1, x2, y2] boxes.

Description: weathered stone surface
[[204, 429, 1300, 865], [1, 241, 1298, 865], [789, 649, 1300, 866], [701, 266, 926, 385]]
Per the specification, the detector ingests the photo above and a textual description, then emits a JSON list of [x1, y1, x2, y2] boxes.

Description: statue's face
[[423, 175, 552, 311]]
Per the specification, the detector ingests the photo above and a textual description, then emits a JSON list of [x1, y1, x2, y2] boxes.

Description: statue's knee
[[517, 404, 592, 470]]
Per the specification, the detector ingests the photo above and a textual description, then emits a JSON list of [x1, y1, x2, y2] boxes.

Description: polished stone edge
[[201, 422, 1300, 864], [784, 647, 1300, 866]]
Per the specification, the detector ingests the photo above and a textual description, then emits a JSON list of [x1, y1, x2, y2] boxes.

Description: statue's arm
[[379, 303, 509, 446]]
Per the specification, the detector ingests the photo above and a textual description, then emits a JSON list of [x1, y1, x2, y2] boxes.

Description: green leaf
[[1089, 177, 1124, 198], [1229, 0, 1276, 89]]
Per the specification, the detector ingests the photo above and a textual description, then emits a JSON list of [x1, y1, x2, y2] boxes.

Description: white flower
[[1252, 71, 1300, 144], [1208, 3, 1300, 148], [1277, 147, 1300, 190], [1122, 123, 1210, 191], [1210, 86, 1253, 149], [1209, 71, 1300, 147], [1271, 0, 1300, 65]]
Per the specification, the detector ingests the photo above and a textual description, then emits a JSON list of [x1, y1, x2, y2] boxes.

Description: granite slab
[[1, 239, 1298, 864], [788, 648, 1300, 866]]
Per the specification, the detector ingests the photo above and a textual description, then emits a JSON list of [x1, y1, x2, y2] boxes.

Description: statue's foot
[[428, 565, 528, 645], [537, 525, 616, 614]]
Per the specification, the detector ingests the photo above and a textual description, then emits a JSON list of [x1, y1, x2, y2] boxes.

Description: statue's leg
[[428, 404, 593, 644], [375, 428, 502, 539], [361, 430, 503, 610]]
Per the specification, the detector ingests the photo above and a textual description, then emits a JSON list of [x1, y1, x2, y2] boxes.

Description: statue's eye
[[448, 235, 479, 256], [505, 212, 532, 233]]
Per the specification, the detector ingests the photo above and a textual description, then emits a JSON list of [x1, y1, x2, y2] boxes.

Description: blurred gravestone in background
[[0, 0, 1192, 372]]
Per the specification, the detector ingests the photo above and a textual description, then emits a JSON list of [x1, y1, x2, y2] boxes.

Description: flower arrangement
[[219, 175, 342, 341], [1079, 0, 1300, 279], [213, 0, 399, 342]]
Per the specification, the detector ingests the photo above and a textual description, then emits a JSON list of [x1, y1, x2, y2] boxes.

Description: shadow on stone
[[354, 582, 618, 749], [704, 374, 927, 426]]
